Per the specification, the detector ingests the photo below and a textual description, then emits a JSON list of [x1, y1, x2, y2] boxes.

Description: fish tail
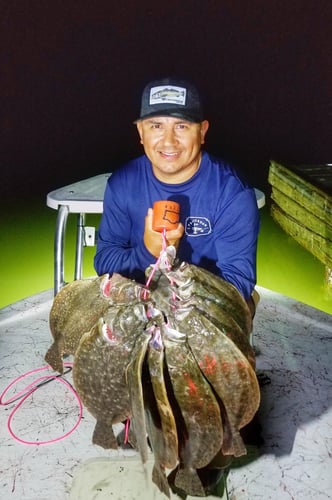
[[152, 463, 170, 498], [92, 420, 118, 450], [232, 431, 247, 457], [175, 466, 205, 497], [222, 427, 247, 457], [44, 342, 64, 374]]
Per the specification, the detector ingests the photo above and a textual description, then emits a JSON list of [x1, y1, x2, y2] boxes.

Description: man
[[94, 77, 260, 314], [94, 77, 261, 493]]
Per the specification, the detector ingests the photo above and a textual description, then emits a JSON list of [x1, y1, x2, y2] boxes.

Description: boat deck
[[0, 287, 331, 499]]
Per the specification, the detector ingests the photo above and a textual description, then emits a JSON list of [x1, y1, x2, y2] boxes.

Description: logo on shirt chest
[[185, 217, 212, 236]]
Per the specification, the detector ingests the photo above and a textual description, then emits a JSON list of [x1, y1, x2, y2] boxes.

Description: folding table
[[47, 174, 265, 294], [46, 174, 110, 294]]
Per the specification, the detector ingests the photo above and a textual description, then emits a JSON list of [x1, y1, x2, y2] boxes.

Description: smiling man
[[94, 77, 260, 313], [136, 115, 209, 183]]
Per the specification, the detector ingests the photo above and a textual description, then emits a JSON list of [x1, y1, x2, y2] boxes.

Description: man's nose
[[162, 127, 177, 145]]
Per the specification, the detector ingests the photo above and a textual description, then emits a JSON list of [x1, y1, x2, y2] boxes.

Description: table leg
[[54, 205, 69, 295], [75, 213, 85, 281]]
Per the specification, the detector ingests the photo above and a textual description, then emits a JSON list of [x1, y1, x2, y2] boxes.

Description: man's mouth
[[159, 151, 180, 158]]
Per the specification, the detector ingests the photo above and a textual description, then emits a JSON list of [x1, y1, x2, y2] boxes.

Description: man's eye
[[151, 123, 161, 129], [176, 124, 187, 130]]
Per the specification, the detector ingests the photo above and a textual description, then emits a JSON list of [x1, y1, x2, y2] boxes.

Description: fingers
[[144, 208, 163, 257], [144, 208, 184, 257], [165, 223, 184, 248], [145, 207, 153, 229]]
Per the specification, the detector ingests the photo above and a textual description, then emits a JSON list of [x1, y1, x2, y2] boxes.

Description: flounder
[[45, 273, 150, 374], [163, 322, 223, 497], [172, 305, 260, 457], [125, 325, 154, 463], [167, 262, 252, 336], [45, 274, 112, 373], [106, 272, 151, 304], [177, 295, 256, 368], [143, 325, 179, 498], [73, 302, 149, 449], [49, 260, 261, 498]]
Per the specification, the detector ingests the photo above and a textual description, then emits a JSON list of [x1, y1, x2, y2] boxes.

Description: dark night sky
[[1, 1, 331, 201]]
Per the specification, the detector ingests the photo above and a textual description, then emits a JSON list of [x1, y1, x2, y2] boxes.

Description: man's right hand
[[144, 208, 184, 258]]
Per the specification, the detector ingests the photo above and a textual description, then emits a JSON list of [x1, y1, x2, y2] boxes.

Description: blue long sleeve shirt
[[94, 151, 260, 299]]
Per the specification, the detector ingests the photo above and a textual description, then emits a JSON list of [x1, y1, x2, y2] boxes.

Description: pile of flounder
[[45, 259, 260, 498]]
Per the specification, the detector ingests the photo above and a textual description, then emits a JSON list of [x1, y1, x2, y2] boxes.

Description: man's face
[[136, 116, 209, 184]]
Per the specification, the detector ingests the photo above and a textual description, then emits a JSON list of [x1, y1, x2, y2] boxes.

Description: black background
[[1, 1, 331, 201]]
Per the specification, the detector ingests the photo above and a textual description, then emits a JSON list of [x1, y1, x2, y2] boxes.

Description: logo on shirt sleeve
[[185, 217, 211, 236]]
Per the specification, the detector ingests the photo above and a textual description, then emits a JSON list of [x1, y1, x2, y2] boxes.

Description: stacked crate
[[268, 160, 332, 286]]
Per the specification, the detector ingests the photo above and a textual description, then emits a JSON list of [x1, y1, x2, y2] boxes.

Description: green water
[[0, 198, 331, 315]]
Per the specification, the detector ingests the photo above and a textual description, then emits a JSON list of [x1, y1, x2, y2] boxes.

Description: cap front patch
[[149, 85, 187, 106]]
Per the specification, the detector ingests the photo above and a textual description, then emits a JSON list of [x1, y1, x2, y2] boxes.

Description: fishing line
[[145, 228, 176, 302], [125, 230, 172, 444], [124, 417, 130, 444], [0, 362, 83, 445], [145, 228, 168, 290]]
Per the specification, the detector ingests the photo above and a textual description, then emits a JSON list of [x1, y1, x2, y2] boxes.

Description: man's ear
[[200, 120, 209, 144], [136, 122, 143, 144]]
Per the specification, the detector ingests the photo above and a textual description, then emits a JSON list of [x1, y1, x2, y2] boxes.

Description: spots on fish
[[45, 274, 113, 373], [199, 355, 217, 376], [183, 372, 199, 397]]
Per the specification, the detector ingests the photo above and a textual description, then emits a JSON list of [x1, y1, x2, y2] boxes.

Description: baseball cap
[[135, 77, 204, 123]]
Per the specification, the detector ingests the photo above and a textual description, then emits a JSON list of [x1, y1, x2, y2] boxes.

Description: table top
[[46, 173, 111, 213], [47, 173, 265, 213]]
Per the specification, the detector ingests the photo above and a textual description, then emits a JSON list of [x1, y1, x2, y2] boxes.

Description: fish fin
[[175, 466, 205, 497], [167, 467, 187, 499], [126, 335, 151, 464], [92, 420, 118, 449], [44, 342, 64, 374], [231, 429, 247, 457], [152, 463, 170, 498], [222, 426, 246, 457]]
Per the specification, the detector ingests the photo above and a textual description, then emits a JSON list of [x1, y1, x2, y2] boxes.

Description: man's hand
[[144, 208, 184, 258]]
